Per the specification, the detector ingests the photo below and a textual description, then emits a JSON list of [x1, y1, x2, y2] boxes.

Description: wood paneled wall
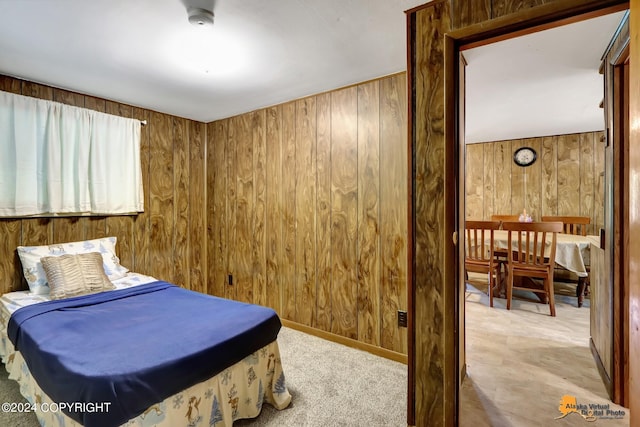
[[465, 131, 605, 234], [0, 72, 408, 357], [0, 75, 207, 295], [206, 74, 409, 354]]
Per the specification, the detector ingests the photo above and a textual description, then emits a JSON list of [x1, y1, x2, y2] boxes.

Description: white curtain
[[0, 90, 143, 216]]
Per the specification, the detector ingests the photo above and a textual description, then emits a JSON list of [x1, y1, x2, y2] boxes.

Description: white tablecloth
[[491, 230, 600, 278]]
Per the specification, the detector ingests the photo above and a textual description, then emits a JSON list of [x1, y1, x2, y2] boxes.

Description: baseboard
[[460, 362, 467, 383], [590, 337, 612, 399], [281, 319, 408, 364]]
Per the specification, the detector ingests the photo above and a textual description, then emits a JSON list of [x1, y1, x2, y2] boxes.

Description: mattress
[[0, 273, 292, 426]]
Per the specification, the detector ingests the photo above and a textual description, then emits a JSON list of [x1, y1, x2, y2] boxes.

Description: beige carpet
[[0, 365, 35, 427], [237, 327, 407, 426], [0, 326, 407, 427]]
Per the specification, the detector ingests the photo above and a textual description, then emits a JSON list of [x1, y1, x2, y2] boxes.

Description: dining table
[[492, 230, 599, 277], [489, 230, 600, 306]]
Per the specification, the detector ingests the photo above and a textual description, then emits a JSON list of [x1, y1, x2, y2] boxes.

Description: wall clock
[[513, 147, 537, 167]]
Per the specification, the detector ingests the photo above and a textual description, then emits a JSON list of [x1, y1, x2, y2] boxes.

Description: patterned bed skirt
[[0, 334, 292, 426]]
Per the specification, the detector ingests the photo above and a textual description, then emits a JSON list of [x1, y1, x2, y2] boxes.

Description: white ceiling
[[0, 1, 627, 142], [0, 0, 426, 123], [464, 10, 626, 143]]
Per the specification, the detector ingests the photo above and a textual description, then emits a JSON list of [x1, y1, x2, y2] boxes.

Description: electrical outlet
[[398, 310, 407, 328], [228, 274, 233, 286]]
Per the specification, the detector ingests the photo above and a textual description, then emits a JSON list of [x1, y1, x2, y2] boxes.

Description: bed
[[0, 237, 292, 427]]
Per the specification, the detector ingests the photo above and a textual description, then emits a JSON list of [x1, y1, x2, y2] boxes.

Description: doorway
[[405, 2, 637, 425], [452, 4, 629, 425]]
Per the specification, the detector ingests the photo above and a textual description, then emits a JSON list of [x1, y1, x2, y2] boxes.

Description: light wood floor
[[460, 276, 630, 426]]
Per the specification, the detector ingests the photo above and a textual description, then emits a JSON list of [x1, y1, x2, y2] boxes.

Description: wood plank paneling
[[465, 132, 603, 230], [315, 93, 333, 332], [203, 74, 408, 352], [482, 143, 495, 219], [281, 102, 297, 320], [594, 131, 606, 235], [524, 137, 542, 220], [173, 117, 189, 288], [454, 0, 491, 27], [465, 144, 484, 219], [0, 220, 21, 292], [189, 121, 206, 294], [557, 133, 581, 215], [295, 98, 317, 327], [265, 107, 283, 312], [21, 219, 53, 246], [252, 111, 267, 307], [208, 120, 228, 297], [0, 75, 21, 93], [233, 114, 254, 303], [541, 135, 558, 217], [494, 140, 513, 214], [380, 74, 408, 353], [590, 244, 611, 386], [511, 139, 526, 214], [330, 87, 359, 339], [52, 217, 85, 244], [492, 0, 547, 18], [21, 81, 53, 101], [580, 132, 596, 234], [148, 111, 174, 281], [357, 81, 380, 345], [226, 117, 238, 301], [132, 107, 151, 275]]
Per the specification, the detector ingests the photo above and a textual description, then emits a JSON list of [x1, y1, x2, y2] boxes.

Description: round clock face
[[513, 147, 537, 167]]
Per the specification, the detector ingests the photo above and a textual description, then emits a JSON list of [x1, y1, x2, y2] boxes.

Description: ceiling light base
[[188, 8, 214, 27]]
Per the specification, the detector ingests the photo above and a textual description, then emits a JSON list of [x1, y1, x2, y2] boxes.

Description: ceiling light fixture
[[187, 7, 214, 27]]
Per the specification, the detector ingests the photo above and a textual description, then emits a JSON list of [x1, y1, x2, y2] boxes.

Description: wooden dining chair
[[541, 215, 591, 307], [502, 221, 563, 316], [490, 214, 520, 273], [490, 214, 520, 225], [465, 220, 503, 307], [541, 215, 590, 236]]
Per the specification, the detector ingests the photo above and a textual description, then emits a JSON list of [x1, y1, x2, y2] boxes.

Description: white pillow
[[17, 236, 129, 295]]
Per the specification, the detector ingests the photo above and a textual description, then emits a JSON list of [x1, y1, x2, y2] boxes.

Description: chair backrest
[[502, 221, 564, 268], [541, 215, 590, 236], [490, 214, 519, 222], [464, 220, 501, 263]]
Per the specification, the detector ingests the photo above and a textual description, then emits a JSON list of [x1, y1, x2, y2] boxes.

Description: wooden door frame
[[626, 1, 640, 421], [441, 0, 630, 422], [606, 24, 630, 404]]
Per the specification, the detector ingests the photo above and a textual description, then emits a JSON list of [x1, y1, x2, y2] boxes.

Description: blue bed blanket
[[7, 281, 282, 427]]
